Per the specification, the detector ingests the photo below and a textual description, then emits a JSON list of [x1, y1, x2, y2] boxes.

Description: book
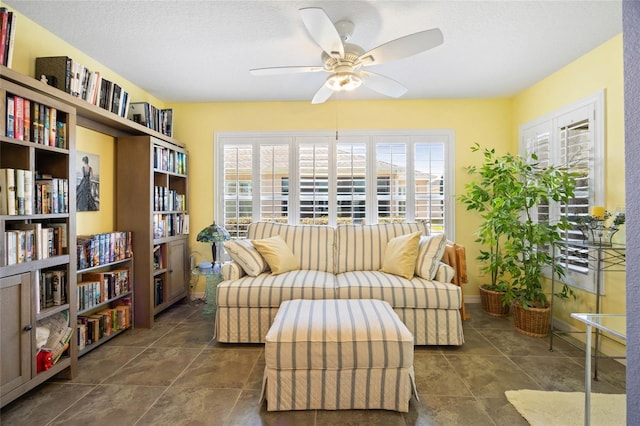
[[31, 101, 40, 143], [23, 170, 33, 215], [5, 10, 15, 68], [0, 8, 8, 66], [15, 168, 24, 215], [14, 95, 23, 140], [49, 107, 57, 146], [35, 56, 73, 93], [6, 95, 14, 138], [5, 230, 17, 265], [23, 98, 31, 142], [0, 168, 16, 215]]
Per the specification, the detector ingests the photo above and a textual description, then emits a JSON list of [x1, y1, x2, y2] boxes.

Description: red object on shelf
[[36, 349, 53, 373]]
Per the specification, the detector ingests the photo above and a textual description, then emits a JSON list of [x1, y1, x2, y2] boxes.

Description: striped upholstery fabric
[[414, 234, 447, 279], [214, 305, 464, 345], [263, 367, 415, 412], [221, 261, 245, 281], [215, 306, 280, 343], [217, 270, 336, 308], [435, 262, 455, 283], [248, 222, 336, 273], [223, 239, 269, 276], [263, 299, 416, 411], [335, 222, 429, 273], [335, 271, 462, 309], [394, 307, 464, 345]]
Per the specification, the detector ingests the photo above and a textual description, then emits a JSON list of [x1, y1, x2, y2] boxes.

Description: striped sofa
[[216, 222, 464, 345]]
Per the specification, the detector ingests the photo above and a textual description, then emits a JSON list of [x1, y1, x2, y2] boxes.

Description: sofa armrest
[[435, 262, 455, 283], [221, 261, 247, 281]]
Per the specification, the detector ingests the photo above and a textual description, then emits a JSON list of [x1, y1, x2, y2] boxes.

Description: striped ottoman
[[262, 299, 417, 412]]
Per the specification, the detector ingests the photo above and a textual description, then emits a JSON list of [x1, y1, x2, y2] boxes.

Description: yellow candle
[[590, 206, 606, 219]]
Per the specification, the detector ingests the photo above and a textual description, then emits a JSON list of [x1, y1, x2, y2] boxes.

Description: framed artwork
[[76, 151, 100, 211]]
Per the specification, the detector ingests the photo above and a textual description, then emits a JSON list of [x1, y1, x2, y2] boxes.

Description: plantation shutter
[[521, 95, 603, 293], [336, 143, 367, 223], [375, 143, 407, 223], [223, 144, 253, 239], [260, 144, 289, 223]]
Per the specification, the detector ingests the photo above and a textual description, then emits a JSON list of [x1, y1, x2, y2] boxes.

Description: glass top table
[[570, 313, 626, 426]]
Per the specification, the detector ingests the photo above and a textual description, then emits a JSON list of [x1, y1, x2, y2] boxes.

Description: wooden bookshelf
[[1, 64, 189, 405], [116, 136, 189, 328], [1, 77, 77, 407]]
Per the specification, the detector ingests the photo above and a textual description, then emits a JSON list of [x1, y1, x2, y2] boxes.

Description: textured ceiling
[[5, 1, 622, 103]]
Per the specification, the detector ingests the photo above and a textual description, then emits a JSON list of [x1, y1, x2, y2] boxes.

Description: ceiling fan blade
[[250, 66, 325, 75], [311, 84, 334, 104], [359, 28, 443, 66], [299, 7, 344, 58], [361, 71, 408, 98]]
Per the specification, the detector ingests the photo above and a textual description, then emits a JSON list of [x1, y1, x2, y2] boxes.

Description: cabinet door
[[166, 239, 188, 302], [1, 273, 32, 397]]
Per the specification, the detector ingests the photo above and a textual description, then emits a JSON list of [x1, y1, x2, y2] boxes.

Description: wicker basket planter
[[479, 285, 510, 317], [512, 302, 551, 337]]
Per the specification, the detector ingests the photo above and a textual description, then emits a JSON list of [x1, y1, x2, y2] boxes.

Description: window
[[520, 90, 605, 293], [216, 130, 455, 239]]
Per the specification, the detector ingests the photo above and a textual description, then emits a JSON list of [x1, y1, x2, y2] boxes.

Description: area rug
[[505, 389, 626, 426]]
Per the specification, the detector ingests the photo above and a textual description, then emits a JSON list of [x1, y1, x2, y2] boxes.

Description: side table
[[191, 268, 223, 315], [570, 313, 626, 426]]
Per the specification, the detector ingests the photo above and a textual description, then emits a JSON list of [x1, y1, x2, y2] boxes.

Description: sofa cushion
[[335, 222, 430, 274], [224, 239, 269, 277], [380, 231, 422, 279], [217, 270, 337, 308], [415, 233, 447, 280], [248, 222, 336, 273], [252, 235, 300, 275], [335, 271, 461, 310]]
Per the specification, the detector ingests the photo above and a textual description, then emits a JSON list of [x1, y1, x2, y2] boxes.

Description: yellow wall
[[512, 35, 626, 342], [170, 99, 513, 277]]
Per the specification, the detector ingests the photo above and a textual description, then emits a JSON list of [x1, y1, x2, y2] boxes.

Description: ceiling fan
[[249, 7, 444, 104]]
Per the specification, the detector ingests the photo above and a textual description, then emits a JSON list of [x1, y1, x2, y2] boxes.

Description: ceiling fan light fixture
[[325, 72, 362, 92]]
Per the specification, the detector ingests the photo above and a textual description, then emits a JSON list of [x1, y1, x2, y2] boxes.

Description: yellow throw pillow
[[251, 235, 300, 275], [380, 231, 422, 279]]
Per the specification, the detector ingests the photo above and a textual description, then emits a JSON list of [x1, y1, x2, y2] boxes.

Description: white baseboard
[[465, 295, 481, 304]]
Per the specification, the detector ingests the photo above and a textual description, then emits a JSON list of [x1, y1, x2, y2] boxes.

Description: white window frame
[[520, 90, 605, 294], [215, 129, 455, 240]]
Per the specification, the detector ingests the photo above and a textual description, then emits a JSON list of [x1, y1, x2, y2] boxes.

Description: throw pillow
[[223, 239, 269, 276], [414, 233, 447, 280], [380, 231, 422, 279], [251, 235, 300, 275]]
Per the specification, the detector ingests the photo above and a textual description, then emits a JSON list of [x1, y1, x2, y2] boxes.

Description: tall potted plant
[[462, 144, 576, 334], [460, 144, 520, 317]]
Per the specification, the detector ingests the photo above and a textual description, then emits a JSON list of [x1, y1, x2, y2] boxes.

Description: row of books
[[36, 269, 68, 313], [77, 268, 131, 312], [154, 185, 186, 212], [0, 7, 16, 67], [77, 299, 131, 350], [5, 223, 67, 266], [154, 146, 187, 175], [128, 102, 173, 137], [76, 231, 132, 270], [153, 213, 189, 239], [5, 94, 67, 147], [0, 168, 69, 216], [35, 56, 131, 118]]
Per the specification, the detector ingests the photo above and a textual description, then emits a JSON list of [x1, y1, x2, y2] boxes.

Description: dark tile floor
[[1, 303, 626, 425]]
